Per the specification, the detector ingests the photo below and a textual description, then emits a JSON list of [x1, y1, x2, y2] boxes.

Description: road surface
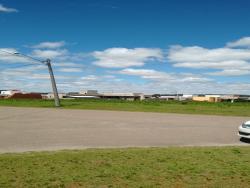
[[0, 106, 249, 153]]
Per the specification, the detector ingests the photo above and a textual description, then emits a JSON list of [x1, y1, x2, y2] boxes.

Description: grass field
[[0, 147, 249, 187], [1, 98, 250, 116]]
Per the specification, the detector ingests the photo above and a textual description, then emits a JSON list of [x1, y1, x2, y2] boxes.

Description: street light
[[0, 50, 60, 107]]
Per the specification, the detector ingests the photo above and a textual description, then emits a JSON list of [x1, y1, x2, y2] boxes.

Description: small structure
[[144, 94, 153, 99], [66, 90, 100, 99], [41, 93, 66, 99], [133, 93, 145, 100], [182, 94, 193, 101], [192, 95, 221, 102], [151, 94, 184, 101], [79, 90, 99, 95], [220, 95, 239, 102]]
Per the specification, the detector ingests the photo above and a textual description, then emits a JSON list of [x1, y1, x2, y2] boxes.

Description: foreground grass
[[1, 99, 250, 116], [0, 147, 250, 187]]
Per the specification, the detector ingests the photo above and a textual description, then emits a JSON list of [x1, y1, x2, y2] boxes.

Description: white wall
[[0, 90, 21, 96]]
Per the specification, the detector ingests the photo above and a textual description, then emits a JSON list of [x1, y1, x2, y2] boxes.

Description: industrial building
[[64, 90, 145, 101], [0, 90, 42, 99], [1, 89, 250, 103]]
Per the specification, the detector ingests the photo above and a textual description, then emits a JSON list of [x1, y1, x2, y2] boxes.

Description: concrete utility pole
[[46, 59, 60, 107], [0, 49, 61, 107]]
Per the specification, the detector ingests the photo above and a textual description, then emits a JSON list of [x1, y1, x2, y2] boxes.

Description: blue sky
[[1, 0, 250, 94]]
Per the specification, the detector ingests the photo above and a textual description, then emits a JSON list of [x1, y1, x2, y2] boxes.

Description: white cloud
[[32, 49, 68, 59], [92, 48, 163, 68], [119, 68, 171, 79], [206, 69, 250, 76], [58, 68, 83, 73], [118, 68, 211, 83], [32, 41, 65, 49], [81, 75, 99, 80], [226, 37, 250, 48], [173, 60, 250, 69], [53, 62, 84, 67], [168, 43, 250, 76], [168, 45, 250, 64], [0, 4, 18, 13]]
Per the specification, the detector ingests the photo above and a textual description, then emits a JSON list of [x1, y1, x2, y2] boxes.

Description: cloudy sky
[[1, 0, 250, 94]]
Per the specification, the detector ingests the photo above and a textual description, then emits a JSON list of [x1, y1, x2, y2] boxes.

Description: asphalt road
[[0, 106, 249, 153]]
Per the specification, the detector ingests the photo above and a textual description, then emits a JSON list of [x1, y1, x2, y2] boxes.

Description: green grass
[[0, 147, 250, 187], [1, 98, 250, 116]]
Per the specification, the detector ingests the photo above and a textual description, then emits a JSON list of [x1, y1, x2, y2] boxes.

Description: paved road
[[0, 106, 249, 153]]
